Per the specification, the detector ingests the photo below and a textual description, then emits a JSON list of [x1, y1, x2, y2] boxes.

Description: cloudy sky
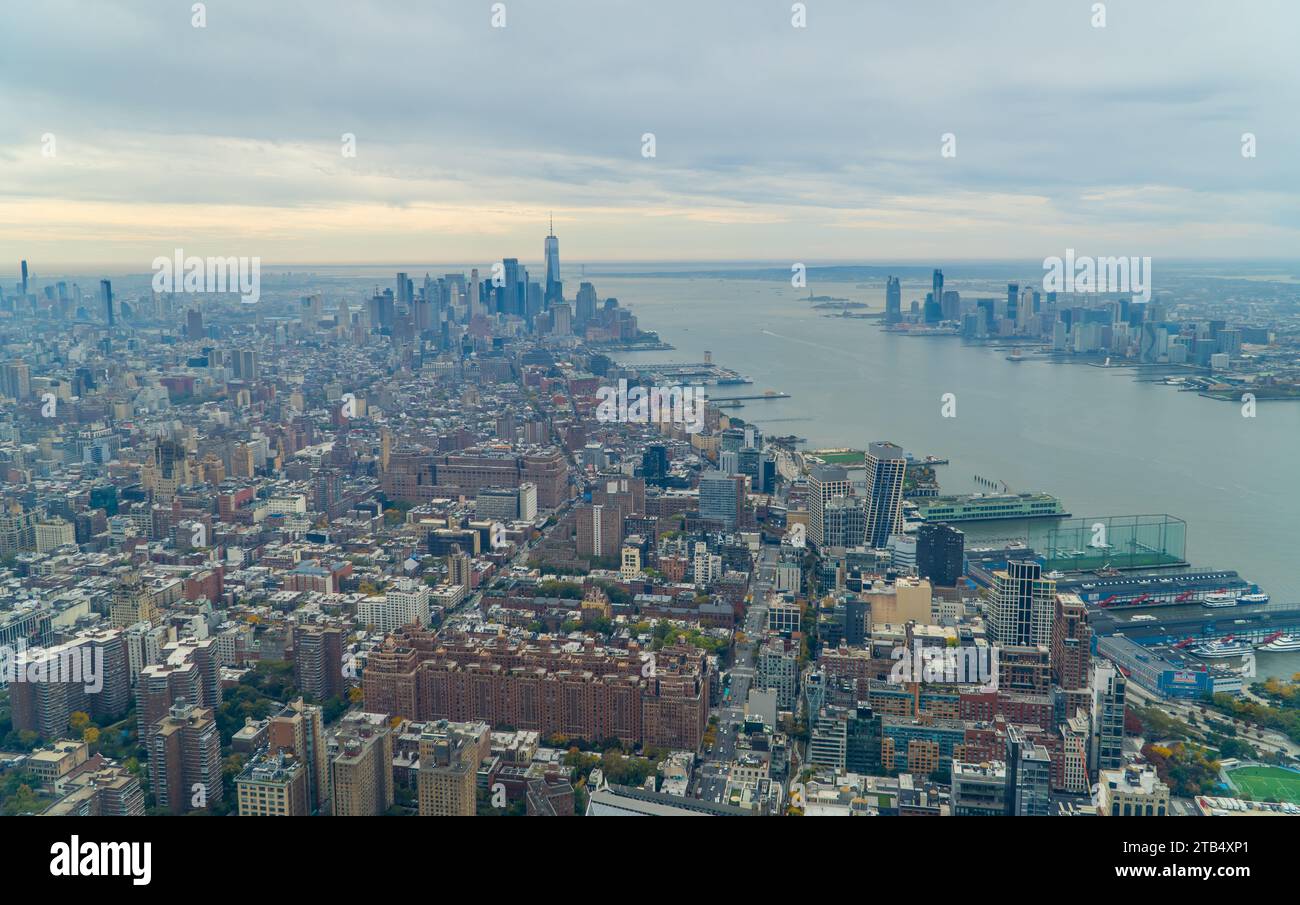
[[1, 0, 1297, 271]]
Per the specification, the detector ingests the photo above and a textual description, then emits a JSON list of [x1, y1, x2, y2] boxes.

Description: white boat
[[1191, 639, 1253, 659], [1237, 593, 1270, 604], [1202, 591, 1238, 608], [1258, 634, 1300, 652]]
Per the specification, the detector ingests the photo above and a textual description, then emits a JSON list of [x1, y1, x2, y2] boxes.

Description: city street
[[694, 544, 775, 803]]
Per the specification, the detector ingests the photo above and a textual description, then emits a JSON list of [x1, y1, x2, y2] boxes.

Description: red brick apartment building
[[363, 630, 710, 750]]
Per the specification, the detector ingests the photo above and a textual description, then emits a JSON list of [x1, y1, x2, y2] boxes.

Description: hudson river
[[606, 275, 1300, 618]]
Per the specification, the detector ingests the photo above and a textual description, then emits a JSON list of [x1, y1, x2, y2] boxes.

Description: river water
[[604, 275, 1300, 614]]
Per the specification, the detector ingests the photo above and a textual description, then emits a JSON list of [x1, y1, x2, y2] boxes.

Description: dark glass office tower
[[916, 522, 964, 586], [101, 279, 114, 326], [642, 444, 668, 482]]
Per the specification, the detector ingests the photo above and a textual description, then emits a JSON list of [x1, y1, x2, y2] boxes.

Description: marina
[[1090, 597, 1300, 648], [1059, 568, 1256, 610]]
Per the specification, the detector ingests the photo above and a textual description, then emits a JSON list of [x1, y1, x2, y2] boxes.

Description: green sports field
[[1224, 765, 1300, 804], [810, 450, 864, 465]]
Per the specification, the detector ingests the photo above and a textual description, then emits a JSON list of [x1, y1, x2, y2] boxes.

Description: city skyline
[[2, 221, 1298, 830]]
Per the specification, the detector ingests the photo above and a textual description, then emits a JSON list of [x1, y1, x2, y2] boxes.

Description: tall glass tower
[[863, 441, 906, 548], [544, 216, 562, 305], [885, 276, 901, 324]]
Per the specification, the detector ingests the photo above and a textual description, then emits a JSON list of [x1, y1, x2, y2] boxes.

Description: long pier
[[709, 393, 790, 402]]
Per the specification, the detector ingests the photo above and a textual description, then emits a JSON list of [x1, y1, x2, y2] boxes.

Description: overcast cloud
[[1, 0, 1297, 269]]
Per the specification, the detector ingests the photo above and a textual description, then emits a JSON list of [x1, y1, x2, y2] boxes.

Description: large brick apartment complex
[[381, 447, 570, 509], [362, 629, 710, 750]]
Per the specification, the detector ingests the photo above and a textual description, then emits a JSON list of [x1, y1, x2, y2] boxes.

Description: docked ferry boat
[[1190, 639, 1254, 659], [1201, 591, 1239, 608]]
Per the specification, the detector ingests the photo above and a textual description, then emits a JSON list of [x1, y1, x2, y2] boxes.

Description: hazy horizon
[[18, 258, 1300, 283]]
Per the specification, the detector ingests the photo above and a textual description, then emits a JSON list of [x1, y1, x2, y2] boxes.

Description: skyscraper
[[863, 441, 906, 548], [544, 218, 562, 305], [268, 697, 328, 814], [1007, 282, 1019, 325], [577, 503, 621, 557], [233, 349, 258, 381], [923, 292, 942, 324], [822, 496, 865, 548], [469, 267, 482, 319], [845, 704, 881, 775], [149, 700, 222, 815], [499, 258, 528, 318], [20, 259, 28, 296], [885, 276, 901, 324], [1090, 661, 1127, 778], [1051, 591, 1091, 692], [924, 270, 945, 323], [294, 626, 345, 703], [699, 469, 743, 530], [642, 444, 668, 482], [551, 301, 571, 335], [941, 289, 961, 321], [9, 629, 129, 738], [807, 464, 851, 548], [101, 279, 113, 326], [329, 711, 395, 817], [575, 281, 597, 324], [977, 298, 995, 336], [916, 522, 964, 586], [988, 560, 1056, 647], [2, 360, 30, 400], [719, 449, 738, 476]]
